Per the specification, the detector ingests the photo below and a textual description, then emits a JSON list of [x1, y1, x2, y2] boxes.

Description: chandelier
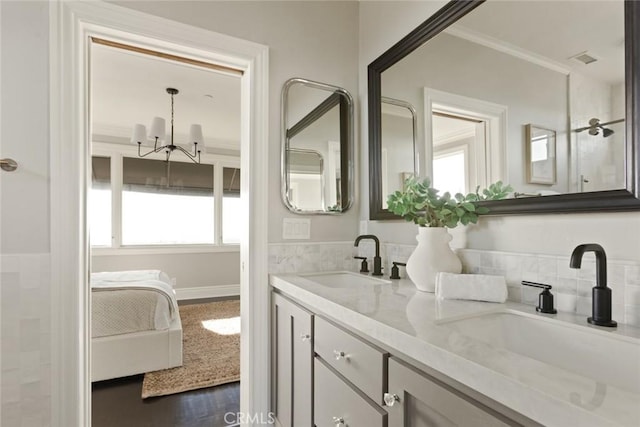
[[131, 87, 204, 163]]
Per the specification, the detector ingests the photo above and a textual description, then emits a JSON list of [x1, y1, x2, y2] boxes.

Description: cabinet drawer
[[314, 316, 387, 403], [314, 358, 386, 427]]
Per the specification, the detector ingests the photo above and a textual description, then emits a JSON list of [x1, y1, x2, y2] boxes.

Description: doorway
[[432, 111, 486, 195], [49, 3, 269, 425], [424, 87, 507, 192], [88, 38, 244, 425]]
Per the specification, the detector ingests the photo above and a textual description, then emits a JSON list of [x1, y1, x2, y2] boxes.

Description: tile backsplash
[[269, 241, 640, 327], [457, 248, 640, 327], [268, 242, 358, 274], [1, 254, 52, 427]]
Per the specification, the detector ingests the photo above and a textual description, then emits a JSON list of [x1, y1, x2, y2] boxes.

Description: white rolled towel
[[435, 272, 507, 303]]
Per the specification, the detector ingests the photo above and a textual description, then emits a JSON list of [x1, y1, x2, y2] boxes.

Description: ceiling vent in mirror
[[570, 51, 598, 65]]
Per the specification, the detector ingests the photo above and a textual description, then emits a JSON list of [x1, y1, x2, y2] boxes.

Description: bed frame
[[91, 314, 183, 382]]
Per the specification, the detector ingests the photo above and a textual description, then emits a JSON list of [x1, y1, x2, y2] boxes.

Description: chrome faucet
[[354, 235, 383, 276], [569, 243, 617, 327]]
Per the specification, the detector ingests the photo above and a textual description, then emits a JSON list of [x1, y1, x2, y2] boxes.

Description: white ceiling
[[455, 0, 625, 84], [91, 43, 241, 150]]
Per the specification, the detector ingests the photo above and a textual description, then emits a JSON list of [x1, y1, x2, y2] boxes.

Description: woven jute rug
[[142, 300, 240, 399]]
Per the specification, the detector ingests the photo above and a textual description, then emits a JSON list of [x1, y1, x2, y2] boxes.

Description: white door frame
[[49, 2, 269, 426], [424, 87, 508, 186]]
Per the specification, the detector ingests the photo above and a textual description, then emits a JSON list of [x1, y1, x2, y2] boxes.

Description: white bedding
[[91, 270, 179, 338]]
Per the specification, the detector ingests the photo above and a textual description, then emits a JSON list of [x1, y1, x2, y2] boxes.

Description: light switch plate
[[283, 218, 311, 240]]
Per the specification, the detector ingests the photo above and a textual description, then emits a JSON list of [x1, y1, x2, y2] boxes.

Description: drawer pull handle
[[332, 416, 345, 426], [384, 392, 400, 407], [333, 350, 348, 360], [300, 333, 310, 342]]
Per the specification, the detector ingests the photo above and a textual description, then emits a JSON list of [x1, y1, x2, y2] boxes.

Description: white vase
[[406, 227, 462, 292]]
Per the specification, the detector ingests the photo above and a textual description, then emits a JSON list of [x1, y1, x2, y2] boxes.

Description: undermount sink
[[299, 271, 391, 288], [441, 310, 640, 393]]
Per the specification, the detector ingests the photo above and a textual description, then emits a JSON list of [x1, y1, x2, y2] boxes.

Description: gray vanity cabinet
[[386, 358, 514, 427], [272, 293, 313, 427], [271, 289, 537, 427]]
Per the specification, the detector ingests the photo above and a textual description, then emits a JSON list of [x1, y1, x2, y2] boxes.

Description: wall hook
[[0, 158, 18, 172], [0, 159, 18, 172]]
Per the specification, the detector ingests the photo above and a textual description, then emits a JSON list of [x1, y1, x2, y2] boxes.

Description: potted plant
[[387, 177, 512, 292]]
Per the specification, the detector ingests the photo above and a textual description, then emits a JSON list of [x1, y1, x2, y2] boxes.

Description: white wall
[[383, 33, 569, 194], [92, 251, 240, 288], [0, 1, 50, 254], [1, 2, 53, 426], [359, 1, 640, 263], [381, 112, 414, 202], [113, 0, 361, 243]]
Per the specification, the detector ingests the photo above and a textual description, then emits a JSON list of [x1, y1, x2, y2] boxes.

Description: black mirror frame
[[368, 0, 640, 219]]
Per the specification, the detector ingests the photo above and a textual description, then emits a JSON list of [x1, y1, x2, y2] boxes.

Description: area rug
[[142, 300, 240, 398]]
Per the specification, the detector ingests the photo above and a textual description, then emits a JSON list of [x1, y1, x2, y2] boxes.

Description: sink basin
[[299, 271, 391, 288], [441, 311, 640, 393]]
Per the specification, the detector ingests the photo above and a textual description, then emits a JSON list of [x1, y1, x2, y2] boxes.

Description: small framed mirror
[[525, 124, 557, 185], [281, 78, 354, 214]]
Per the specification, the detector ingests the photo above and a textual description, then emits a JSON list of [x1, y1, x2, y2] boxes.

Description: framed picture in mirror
[[525, 124, 556, 185]]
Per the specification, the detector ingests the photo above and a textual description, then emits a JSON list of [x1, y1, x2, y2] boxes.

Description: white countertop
[[270, 272, 640, 427]]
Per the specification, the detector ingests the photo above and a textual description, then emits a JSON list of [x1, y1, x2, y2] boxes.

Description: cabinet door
[[386, 358, 513, 427], [272, 292, 313, 427], [314, 358, 386, 427]]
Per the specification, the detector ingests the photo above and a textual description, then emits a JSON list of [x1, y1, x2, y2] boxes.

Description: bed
[[90, 270, 183, 382]]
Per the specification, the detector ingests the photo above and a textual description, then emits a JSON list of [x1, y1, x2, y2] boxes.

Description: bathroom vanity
[[270, 272, 640, 427]]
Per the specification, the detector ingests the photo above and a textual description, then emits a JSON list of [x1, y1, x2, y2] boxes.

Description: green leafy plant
[[386, 177, 512, 228]]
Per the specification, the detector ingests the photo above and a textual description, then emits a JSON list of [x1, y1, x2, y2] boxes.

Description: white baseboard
[[175, 284, 240, 300]]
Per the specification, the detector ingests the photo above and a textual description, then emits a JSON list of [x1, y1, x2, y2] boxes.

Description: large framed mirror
[[282, 78, 354, 214], [369, 0, 640, 219]]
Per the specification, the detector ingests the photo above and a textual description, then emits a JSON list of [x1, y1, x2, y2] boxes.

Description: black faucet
[[569, 243, 617, 327], [354, 235, 383, 276]]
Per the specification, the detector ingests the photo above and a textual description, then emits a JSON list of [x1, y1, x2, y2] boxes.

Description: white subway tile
[[624, 285, 640, 306], [625, 265, 640, 286], [538, 256, 557, 277], [556, 293, 577, 313], [624, 305, 640, 327], [19, 351, 40, 384]]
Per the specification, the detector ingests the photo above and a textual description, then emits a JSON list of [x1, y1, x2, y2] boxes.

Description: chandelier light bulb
[[189, 124, 204, 145], [131, 124, 147, 144], [149, 117, 166, 140]]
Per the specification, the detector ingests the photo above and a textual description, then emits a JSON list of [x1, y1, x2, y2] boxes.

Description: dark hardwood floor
[[92, 297, 241, 427], [92, 376, 240, 427]]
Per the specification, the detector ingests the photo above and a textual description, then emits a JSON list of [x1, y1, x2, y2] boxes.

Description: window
[[90, 151, 241, 248], [222, 167, 241, 244], [433, 149, 467, 195], [90, 156, 112, 247], [122, 158, 215, 245]]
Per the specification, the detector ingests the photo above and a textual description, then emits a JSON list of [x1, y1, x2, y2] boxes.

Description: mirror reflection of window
[[287, 149, 324, 211], [90, 156, 112, 247], [433, 149, 467, 196], [531, 135, 550, 162]]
